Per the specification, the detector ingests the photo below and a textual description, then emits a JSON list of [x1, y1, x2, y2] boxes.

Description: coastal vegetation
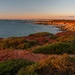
[[0, 54, 74, 75], [24, 54, 75, 75], [0, 31, 75, 75], [0, 0, 75, 74], [33, 41, 75, 54], [0, 37, 38, 50], [0, 32, 56, 50], [0, 59, 34, 75], [0, 32, 75, 54]]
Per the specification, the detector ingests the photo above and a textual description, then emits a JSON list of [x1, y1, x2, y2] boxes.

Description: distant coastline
[[34, 20, 75, 31]]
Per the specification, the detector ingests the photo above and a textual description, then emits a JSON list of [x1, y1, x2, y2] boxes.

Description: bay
[[0, 20, 62, 38]]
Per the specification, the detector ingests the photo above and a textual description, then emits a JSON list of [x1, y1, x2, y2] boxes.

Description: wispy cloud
[[67, 16, 75, 17]]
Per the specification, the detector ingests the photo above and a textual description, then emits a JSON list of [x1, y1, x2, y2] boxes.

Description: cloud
[[67, 16, 75, 17]]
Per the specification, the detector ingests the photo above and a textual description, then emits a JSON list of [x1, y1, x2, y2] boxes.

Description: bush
[[0, 37, 38, 50], [0, 59, 34, 75], [57, 35, 75, 42], [33, 41, 75, 54], [0, 38, 28, 50], [16, 65, 39, 75], [37, 54, 75, 75], [16, 54, 75, 75], [17, 41, 38, 49], [29, 32, 56, 39], [29, 32, 51, 37]]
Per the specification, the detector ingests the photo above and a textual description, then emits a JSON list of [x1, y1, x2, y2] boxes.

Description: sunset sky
[[0, 0, 75, 19]]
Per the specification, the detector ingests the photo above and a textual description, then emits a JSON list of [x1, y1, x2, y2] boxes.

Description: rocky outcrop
[[34, 20, 75, 31]]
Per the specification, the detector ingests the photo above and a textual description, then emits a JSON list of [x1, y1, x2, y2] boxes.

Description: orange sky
[[0, 14, 75, 20], [0, 13, 56, 19], [0, 0, 75, 20]]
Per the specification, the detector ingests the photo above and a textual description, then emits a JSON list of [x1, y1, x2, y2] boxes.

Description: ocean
[[0, 20, 62, 38]]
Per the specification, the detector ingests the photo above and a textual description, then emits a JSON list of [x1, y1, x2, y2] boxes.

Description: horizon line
[[0, 18, 75, 20]]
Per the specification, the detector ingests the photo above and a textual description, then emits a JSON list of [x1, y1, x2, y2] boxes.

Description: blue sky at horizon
[[0, 0, 75, 19]]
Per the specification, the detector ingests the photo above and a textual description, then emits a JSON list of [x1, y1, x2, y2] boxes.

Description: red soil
[[22, 36, 56, 45], [0, 50, 49, 62], [0, 50, 74, 62], [56, 31, 75, 37]]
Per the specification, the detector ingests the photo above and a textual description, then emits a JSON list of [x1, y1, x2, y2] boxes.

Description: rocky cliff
[[34, 20, 75, 31]]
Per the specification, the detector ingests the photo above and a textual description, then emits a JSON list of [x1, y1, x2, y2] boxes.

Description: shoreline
[[34, 20, 75, 31]]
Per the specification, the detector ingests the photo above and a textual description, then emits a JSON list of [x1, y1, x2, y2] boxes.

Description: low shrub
[[16, 54, 75, 75], [57, 35, 75, 42], [0, 59, 34, 75], [29, 32, 51, 36], [29, 32, 56, 39], [37, 54, 75, 75], [33, 41, 75, 54], [0, 38, 38, 50]]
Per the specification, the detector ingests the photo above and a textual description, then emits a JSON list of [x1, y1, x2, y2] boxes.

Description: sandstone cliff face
[[35, 20, 75, 31], [55, 23, 75, 31], [65, 24, 75, 31]]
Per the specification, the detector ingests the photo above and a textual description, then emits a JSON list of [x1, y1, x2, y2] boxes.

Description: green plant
[[33, 41, 75, 54], [16, 54, 75, 75], [0, 59, 34, 75]]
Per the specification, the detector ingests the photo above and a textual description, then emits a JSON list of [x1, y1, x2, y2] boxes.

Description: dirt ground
[[0, 50, 49, 62]]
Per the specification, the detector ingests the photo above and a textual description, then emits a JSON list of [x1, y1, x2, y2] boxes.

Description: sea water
[[0, 20, 62, 38]]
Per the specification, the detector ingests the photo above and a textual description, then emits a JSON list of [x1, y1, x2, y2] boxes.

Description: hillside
[[0, 31, 75, 75]]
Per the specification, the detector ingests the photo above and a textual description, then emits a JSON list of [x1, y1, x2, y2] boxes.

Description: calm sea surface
[[0, 20, 62, 38]]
